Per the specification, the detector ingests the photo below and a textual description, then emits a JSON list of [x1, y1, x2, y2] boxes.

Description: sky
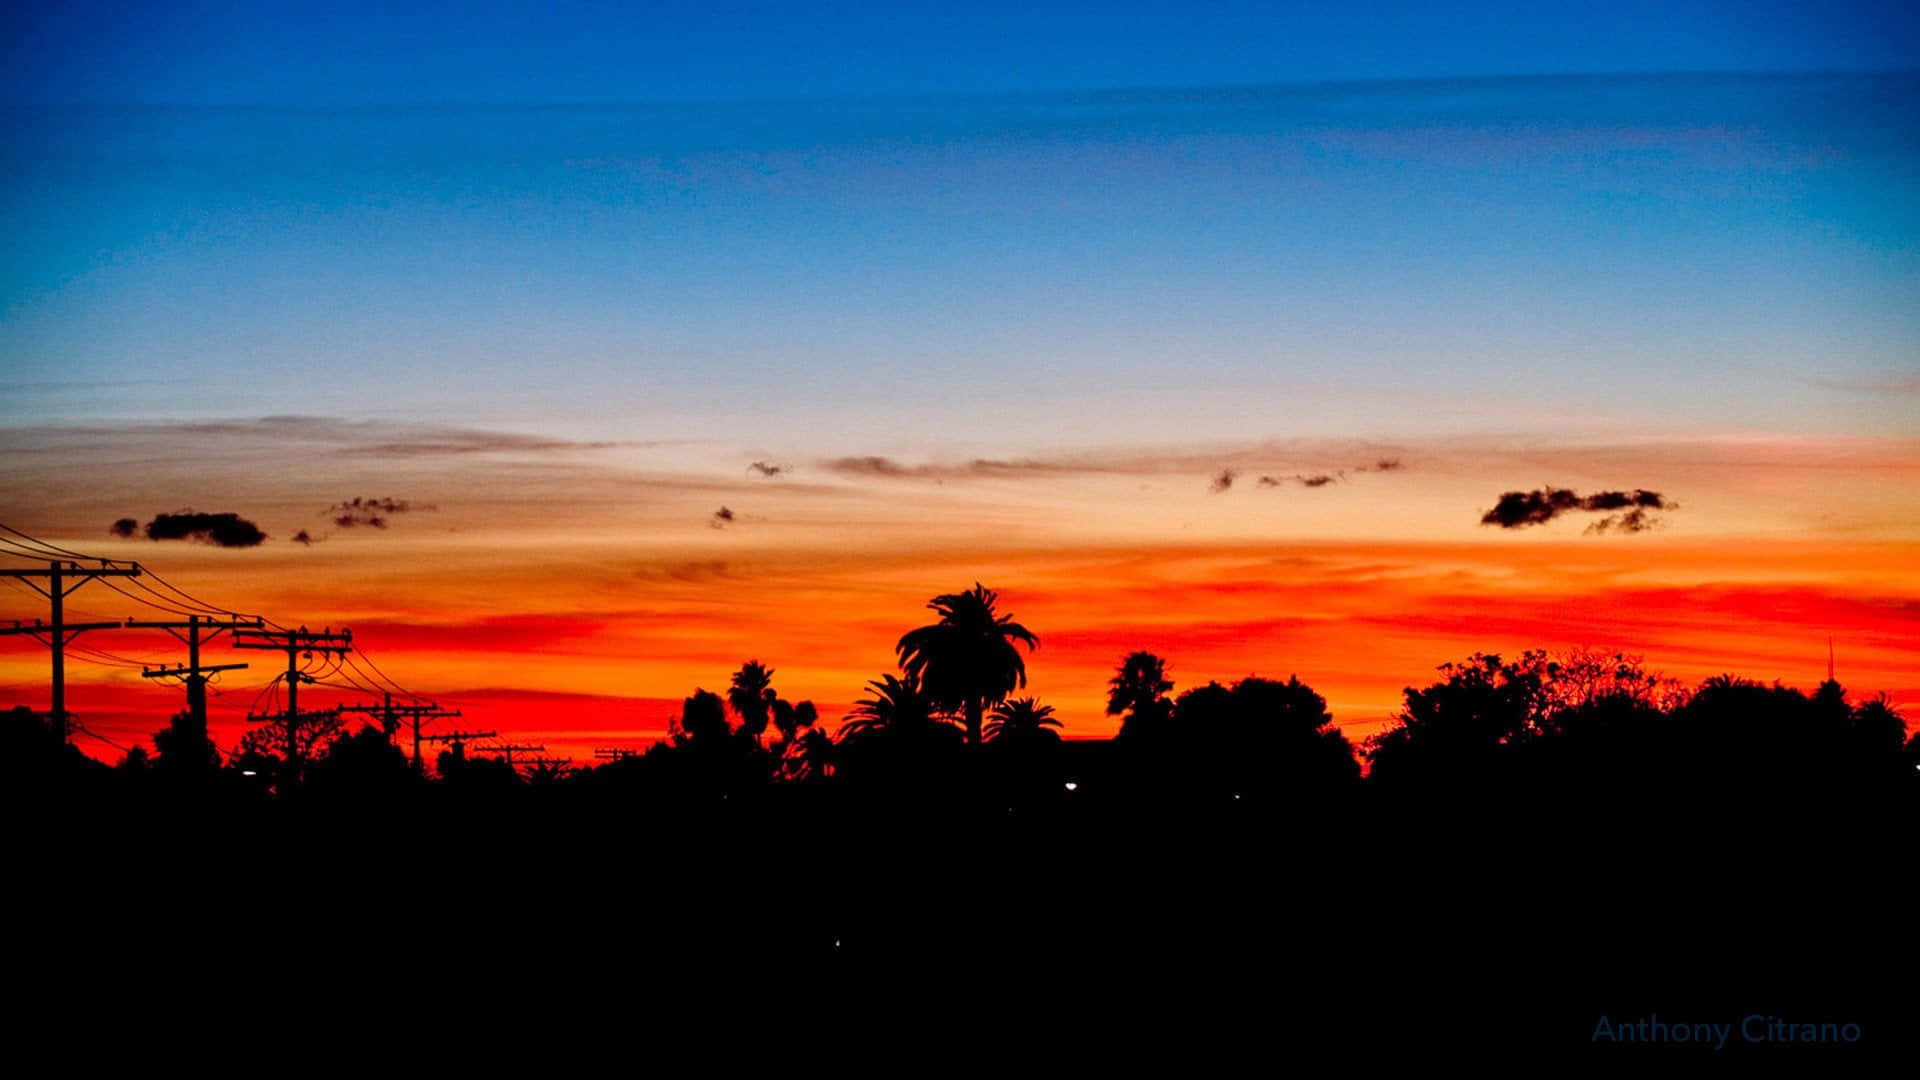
[[1, 2, 1916, 763]]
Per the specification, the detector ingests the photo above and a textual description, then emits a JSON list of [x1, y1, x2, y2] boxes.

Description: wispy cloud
[[326, 496, 432, 528]]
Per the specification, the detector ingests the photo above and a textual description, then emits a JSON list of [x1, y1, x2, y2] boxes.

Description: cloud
[[711, 506, 736, 528], [291, 529, 318, 546], [1256, 470, 1363, 489], [342, 432, 633, 457], [1481, 488, 1674, 532], [747, 461, 788, 477], [109, 518, 138, 538], [326, 496, 429, 528], [827, 455, 915, 478], [822, 446, 1413, 491], [1585, 507, 1662, 534], [144, 511, 268, 548]]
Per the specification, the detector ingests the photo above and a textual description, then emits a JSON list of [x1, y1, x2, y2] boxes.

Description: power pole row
[[233, 626, 353, 782], [337, 692, 462, 771], [0, 559, 142, 742]]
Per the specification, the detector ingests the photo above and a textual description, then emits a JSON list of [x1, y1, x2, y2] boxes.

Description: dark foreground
[[18, 775, 1910, 1068]]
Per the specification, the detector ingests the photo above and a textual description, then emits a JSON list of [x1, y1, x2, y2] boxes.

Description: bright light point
[[1064, 781, 1079, 792], [1232, 793, 1241, 800], [241, 770, 257, 777]]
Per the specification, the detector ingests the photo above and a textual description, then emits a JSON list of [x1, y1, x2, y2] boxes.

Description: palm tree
[[786, 727, 836, 781], [1108, 651, 1173, 740], [728, 661, 776, 742], [895, 583, 1039, 746], [985, 697, 1061, 744], [838, 673, 944, 741]]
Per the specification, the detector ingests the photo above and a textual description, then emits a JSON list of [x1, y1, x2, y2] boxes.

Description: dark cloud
[[711, 506, 735, 528], [1482, 488, 1674, 532], [109, 517, 138, 538], [326, 496, 429, 528], [1209, 469, 1236, 494], [1257, 475, 1283, 488], [747, 461, 787, 477], [1360, 458, 1404, 472], [291, 529, 317, 546], [145, 512, 267, 548], [1298, 473, 1337, 488]]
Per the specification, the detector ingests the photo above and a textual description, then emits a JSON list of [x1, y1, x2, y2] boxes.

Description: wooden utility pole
[[128, 614, 263, 733], [479, 743, 544, 773], [336, 693, 460, 771], [420, 730, 498, 772], [0, 559, 142, 742], [232, 625, 352, 783]]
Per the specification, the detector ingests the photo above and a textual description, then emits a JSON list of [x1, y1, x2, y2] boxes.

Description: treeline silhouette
[[8, 583, 1915, 1062]]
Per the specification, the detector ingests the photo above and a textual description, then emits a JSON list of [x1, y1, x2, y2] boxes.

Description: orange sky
[[2, 420, 1916, 765]]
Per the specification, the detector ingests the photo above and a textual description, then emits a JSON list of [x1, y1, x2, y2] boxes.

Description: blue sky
[[6, 1, 1917, 105], [1, 3, 1916, 452]]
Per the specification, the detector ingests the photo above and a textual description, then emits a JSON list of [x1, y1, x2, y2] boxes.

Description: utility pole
[[479, 743, 544, 774], [0, 559, 142, 742], [335, 693, 460, 772], [127, 614, 263, 735], [232, 625, 352, 784], [420, 730, 497, 774], [593, 747, 642, 762]]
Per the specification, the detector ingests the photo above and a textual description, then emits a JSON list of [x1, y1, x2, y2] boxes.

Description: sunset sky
[[2, 2, 1916, 764]]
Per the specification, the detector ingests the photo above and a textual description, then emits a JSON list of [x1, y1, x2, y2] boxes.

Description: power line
[[73, 723, 134, 755], [0, 524, 102, 561], [98, 576, 201, 616], [348, 649, 420, 701]]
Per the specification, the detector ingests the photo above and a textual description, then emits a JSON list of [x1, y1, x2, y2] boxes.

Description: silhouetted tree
[[1109, 651, 1173, 741], [985, 697, 1061, 745], [1366, 652, 1554, 783], [309, 724, 415, 797], [770, 698, 818, 753], [236, 707, 345, 790], [672, 689, 733, 748], [896, 583, 1038, 746], [835, 672, 963, 784], [786, 727, 835, 782], [1156, 676, 1359, 799], [839, 673, 946, 741], [153, 710, 220, 774], [525, 758, 572, 788], [728, 661, 775, 742]]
